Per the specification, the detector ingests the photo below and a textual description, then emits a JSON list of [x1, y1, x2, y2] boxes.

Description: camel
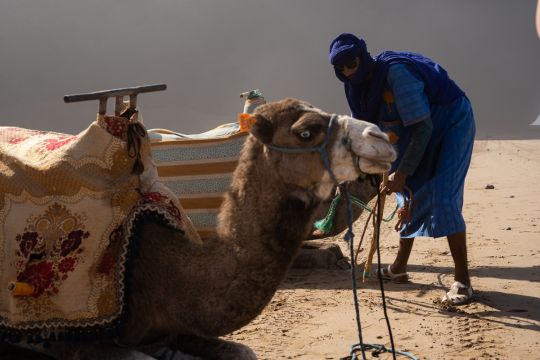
[[2, 98, 395, 359], [148, 90, 374, 269]]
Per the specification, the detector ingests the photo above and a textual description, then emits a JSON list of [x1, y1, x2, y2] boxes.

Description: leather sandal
[[376, 264, 409, 283], [441, 281, 473, 305]]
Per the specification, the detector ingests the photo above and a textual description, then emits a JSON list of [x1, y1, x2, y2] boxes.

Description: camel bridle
[[264, 114, 341, 185]]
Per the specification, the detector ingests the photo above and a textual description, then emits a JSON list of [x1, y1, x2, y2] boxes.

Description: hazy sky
[[1, 0, 539, 139]]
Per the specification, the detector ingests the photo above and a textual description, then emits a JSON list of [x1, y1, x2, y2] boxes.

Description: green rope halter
[[313, 191, 399, 235]]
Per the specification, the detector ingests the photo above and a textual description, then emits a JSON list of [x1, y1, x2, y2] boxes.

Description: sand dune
[[226, 139, 540, 359]]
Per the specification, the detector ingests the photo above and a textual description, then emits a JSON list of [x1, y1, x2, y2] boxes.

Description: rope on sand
[[340, 181, 419, 360], [349, 343, 420, 360]]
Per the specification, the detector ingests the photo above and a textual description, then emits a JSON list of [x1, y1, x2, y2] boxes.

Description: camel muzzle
[[344, 119, 396, 174]]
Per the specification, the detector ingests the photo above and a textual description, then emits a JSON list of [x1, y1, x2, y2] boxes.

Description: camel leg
[[173, 335, 256, 360], [294, 240, 349, 269]]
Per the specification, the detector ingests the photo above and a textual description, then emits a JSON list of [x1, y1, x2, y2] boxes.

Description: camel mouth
[[357, 157, 393, 174], [336, 116, 396, 175]]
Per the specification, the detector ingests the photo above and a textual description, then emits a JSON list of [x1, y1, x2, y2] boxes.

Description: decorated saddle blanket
[[0, 114, 199, 343], [149, 122, 249, 240]]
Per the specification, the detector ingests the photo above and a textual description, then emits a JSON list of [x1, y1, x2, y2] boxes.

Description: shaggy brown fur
[[122, 100, 337, 345]]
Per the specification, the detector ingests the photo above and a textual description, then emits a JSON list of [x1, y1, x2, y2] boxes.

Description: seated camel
[[0, 98, 395, 359], [148, 91, 375, 269]]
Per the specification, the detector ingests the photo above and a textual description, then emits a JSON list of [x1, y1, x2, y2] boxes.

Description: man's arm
[[385, 64, 433, 193], [398, 117, 433, 176]]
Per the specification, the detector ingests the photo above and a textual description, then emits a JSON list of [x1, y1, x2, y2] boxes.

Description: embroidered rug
[[149, 122, 248, 240], [0, 114, 199, 343]]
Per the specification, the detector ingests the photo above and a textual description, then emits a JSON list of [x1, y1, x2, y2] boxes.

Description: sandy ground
[[225, 139, 540, 360]]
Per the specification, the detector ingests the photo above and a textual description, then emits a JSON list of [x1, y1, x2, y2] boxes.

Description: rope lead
[[340, 179, 419, 360], [313, 192, 399, 235]]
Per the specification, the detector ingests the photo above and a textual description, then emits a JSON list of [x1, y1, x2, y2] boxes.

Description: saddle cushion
[[0, 114, 197, 343], [149, 123, 247, 239]]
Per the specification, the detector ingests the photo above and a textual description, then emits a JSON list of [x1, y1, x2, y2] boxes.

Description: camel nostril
[[364, 127, 389, 142]]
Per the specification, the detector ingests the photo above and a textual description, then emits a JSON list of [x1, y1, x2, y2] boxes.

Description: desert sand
[[225, 139, 540, 360]]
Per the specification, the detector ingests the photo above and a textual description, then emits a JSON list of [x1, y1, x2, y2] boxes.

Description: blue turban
[[329, 33, 364, 65], [329, 33, 374, 85]]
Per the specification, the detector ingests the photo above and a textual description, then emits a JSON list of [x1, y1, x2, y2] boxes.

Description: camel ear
[[249, 114, 274, 144]]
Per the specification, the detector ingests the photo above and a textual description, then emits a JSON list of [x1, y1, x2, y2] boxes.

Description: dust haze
[[1, 0, 539, 139]]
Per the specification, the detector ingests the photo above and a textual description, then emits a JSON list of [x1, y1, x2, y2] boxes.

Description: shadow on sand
[[384, 289, 540, 333], [407, 264, 540, 283], [283, 263, 540, 333]]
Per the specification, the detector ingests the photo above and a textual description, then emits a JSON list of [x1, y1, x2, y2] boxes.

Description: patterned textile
[[0, 114, 197, 343], [149, 122, 248, 239]]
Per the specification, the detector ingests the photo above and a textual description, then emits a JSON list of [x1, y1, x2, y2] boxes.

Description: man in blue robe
[[329, 33, 475, 305]]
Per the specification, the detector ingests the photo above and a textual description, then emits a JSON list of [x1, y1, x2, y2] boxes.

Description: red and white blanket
[[0, 114, 199, 343]]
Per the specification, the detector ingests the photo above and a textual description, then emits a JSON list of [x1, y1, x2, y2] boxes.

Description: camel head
[[248, 98, 396, 199]]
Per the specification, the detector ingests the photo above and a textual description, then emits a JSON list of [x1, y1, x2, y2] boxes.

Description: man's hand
[[384, 171, 408, 194]]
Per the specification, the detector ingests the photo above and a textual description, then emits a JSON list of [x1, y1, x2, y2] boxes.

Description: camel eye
[[299, 130, 311, 139]]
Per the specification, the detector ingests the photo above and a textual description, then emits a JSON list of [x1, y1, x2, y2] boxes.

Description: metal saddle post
[[63, 83, 167, 119]]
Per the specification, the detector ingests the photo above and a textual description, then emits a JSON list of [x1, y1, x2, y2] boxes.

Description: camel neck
[[218, 140, 318, 257], [212, 140, 320, 333]]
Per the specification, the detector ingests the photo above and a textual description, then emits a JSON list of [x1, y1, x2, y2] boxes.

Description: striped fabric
[[148, 123, 248, 239], [386, 64, 431, 126]]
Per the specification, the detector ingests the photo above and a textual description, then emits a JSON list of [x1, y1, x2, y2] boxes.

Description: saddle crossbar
[[63, 83, 167, 115]]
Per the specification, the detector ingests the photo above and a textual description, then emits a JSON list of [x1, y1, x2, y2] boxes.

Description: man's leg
[[447, 231, 470, 286], [390, 237, 415, 274]]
